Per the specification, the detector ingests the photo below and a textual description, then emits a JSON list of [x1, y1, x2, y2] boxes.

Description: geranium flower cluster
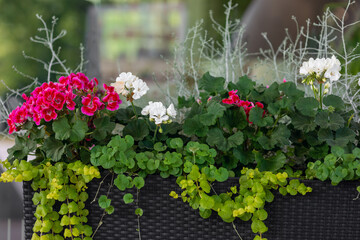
[[299, 55, 341, 83], [7, 73, 121, 134], [141, 101, 177, 125], [222, 90, 264, 122], [111, 72, 149, 101]]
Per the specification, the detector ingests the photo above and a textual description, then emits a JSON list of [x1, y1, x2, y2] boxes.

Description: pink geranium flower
[[52, 91, 66, 110], [81, 94, 103, 116], [7, 72, 111, 134], [41, 106, 57, 122], [222, 90, 265, 123], [103, 84, 122, 111]]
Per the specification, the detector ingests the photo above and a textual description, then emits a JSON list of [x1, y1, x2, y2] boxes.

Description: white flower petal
[[166, 104, 177, 118]]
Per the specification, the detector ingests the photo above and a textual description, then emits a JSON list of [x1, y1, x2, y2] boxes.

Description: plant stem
[[136, 188, 142, 240], [92, 173, 114, 238], [319, 83, 323, 109], [210, 185, 243, 240], [268, 114, 283, 135], [311, 84, 317, 100], [90, 172, 111, 204], [232, 223, 244, 240], [153, 125, 159, 142], [131, 101, 138, 120]]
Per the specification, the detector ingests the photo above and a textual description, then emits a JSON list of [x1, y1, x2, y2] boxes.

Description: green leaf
[[295, 97, 319, 117], [215, 167, 229, 182], [183, 117, 208, 137], [207, 102, 226, 118], [123, 119, 149, 141], [116, 106, 141, 123], [99, 153, 115, 169], [199, 193, 215, 209], [41, 138, 66, 162], [188, 165, 201, 180], [234, 75, 255, 97], [98, 195, 111, 209], [83, 225, 93, 237], [323, 95, 345, 110], [123, 193, 134, 204], [315, 111, 344, 131], [114, 174, 131, 191], [199, 208, 212, 219], [199, 113, 217, 126], [233, 147, 253, 165], [278, 82, 304, 99], [227, 131, 244, 149], [135, 208, 144, 216], [331, 146, 345, 157], [255, 209, 268, 221], [199, 72, 225, 94], [262, 82, 280, 104], [248, 107, 264, 125], [70, 120, 89, 142], [206, 128, 226, 151], [272, 125, 291, 146], [256, 151, 286, 172], [308, 144, 329, 159], [93, 116, 115, 141], [251, 220, 268, 234], [68, 201, 79, 213], [59, 204, 68, 215], [352, 148, 360, 158], [249, 107, 273, 127], [133, 176, 145, 189], [154, 142, 167, 152], [52, 117, 71, 140], [220, 107, 248, 131], [291, 114, 316, 132], [169, 138, 183, 149], [257, 136, 275, 150], [318, 128, 356, 147], [335, 128, 356, 146], [178, 96, 195, 108], [7, 135, 36, 163]]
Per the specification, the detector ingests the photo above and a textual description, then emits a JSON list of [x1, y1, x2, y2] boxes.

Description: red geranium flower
[[81, 94, 103, 116]]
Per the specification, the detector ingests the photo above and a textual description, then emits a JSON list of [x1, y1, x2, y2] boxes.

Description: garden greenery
[[0, 1, 360, 240]]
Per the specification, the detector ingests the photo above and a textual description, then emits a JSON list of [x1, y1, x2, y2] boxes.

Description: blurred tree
[[0, 0, 90, 95]]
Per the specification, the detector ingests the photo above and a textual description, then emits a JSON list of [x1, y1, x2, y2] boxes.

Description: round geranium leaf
[[123, 193, 134, 204]]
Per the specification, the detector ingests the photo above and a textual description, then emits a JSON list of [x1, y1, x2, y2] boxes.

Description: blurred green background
[[0, 0, 90, 95], [0, 0, 358, 97], [0, 0, 251, 96]]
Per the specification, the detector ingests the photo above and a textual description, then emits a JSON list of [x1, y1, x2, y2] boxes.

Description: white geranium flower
[[300, 55, 341, 82], [142, 101, 177, 124], [132, 79, 149, 100], [324, 66, 341, 82], [141, 101, 153, 115], [166, 104, 177, 118], [299, 61, 311, 75], [111, 72, 148, 100]]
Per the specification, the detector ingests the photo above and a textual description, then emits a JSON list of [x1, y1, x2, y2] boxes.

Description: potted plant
[[1, 2, 360, 240]]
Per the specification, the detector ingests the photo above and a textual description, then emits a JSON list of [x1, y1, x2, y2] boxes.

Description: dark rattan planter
[[24, 176, 360, 240]]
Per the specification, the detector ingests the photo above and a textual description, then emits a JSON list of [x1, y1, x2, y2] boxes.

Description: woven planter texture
[[23, 175, 360, 240]]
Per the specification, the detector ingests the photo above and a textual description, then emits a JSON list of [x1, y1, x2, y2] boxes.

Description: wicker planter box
[[23, 176, 360, 240]]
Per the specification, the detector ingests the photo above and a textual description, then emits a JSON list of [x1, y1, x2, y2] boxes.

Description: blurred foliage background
[[0, 0, 358, 97], [0, 0, 251, 96], [0, 0, 90, 95]]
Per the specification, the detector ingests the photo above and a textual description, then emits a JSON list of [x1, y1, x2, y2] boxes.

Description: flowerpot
[[23, 176, 360, 240]]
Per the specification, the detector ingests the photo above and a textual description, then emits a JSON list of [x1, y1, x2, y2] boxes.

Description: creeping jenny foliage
[[0, 160, 100, 240]]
